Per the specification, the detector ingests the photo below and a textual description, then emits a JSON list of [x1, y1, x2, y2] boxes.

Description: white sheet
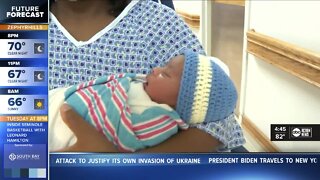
[[48, 87, 76, 151]]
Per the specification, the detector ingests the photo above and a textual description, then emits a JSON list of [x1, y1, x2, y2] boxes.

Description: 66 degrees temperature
[[7, 97, 27, 111]]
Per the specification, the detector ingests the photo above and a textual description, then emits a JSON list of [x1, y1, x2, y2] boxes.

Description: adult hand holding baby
[[59, 103, 220, 153], [58, 104, 118, 152]]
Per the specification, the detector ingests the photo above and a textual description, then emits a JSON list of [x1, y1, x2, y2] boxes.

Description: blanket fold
[[65, 73, 188, 152]]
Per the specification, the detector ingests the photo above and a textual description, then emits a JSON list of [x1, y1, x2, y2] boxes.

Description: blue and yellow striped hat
[[176, 50, 238, 124]]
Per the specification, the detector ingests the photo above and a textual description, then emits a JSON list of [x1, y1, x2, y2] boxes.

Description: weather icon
[[34, 99, 45, 110], [34, 71, 45, 82], [34, 43, 45, 54]]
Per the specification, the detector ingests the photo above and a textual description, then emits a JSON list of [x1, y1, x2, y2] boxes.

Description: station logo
[[291, 127, 312, 138]]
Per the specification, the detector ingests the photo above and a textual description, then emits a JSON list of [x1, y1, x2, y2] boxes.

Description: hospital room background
[[173, 0, 320, 152]]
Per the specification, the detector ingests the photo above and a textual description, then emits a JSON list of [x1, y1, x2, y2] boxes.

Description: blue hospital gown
[[48, 0, 245, 151]]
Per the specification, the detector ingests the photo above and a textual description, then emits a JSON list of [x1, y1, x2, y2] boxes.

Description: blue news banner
[[50, 153, 320, 180]]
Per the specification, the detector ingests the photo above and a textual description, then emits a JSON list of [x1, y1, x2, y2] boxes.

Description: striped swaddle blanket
[[64, 73, 188, 152]]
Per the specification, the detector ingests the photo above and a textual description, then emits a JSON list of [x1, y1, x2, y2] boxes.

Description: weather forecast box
[[0, 95, 47, 115]]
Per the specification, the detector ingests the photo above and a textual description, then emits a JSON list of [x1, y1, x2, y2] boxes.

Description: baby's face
[[144, 55, 184, 108]]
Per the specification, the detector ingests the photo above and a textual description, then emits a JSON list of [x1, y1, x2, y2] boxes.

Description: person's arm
[[58, 104, 221, 152], [139, 128, 221, 152], [58, 104, 118, 152]]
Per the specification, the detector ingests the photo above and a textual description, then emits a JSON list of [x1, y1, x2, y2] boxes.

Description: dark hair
[[49, 0, 130, 17]]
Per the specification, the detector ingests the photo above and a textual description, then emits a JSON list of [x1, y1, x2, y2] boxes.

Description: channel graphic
[[0, 0, 48, 179]]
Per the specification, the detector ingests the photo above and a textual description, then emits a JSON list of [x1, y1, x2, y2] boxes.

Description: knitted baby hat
[[176, 50, 238, 124]]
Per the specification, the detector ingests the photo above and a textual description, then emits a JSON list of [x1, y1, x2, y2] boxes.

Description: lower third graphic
[[271, 124, 320, 141]]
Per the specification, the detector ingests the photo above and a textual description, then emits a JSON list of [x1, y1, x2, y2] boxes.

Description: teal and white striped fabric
[[64, 73, 188, 152]]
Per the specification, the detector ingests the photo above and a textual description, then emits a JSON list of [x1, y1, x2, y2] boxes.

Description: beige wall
[[210, 3, 245, 115]]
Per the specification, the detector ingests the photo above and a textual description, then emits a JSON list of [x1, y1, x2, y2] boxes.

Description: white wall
[[249, 1, 320, 53], [173, 0, 201, 17], [173, 0, 201, 39], [242, 1, 320, 152]]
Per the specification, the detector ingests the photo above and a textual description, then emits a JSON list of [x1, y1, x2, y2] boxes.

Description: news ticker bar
[[50, 153, 320, 167], [271, 124, 320, 141], [49, 153, 320, 179], [0, 0, 49, 179]]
